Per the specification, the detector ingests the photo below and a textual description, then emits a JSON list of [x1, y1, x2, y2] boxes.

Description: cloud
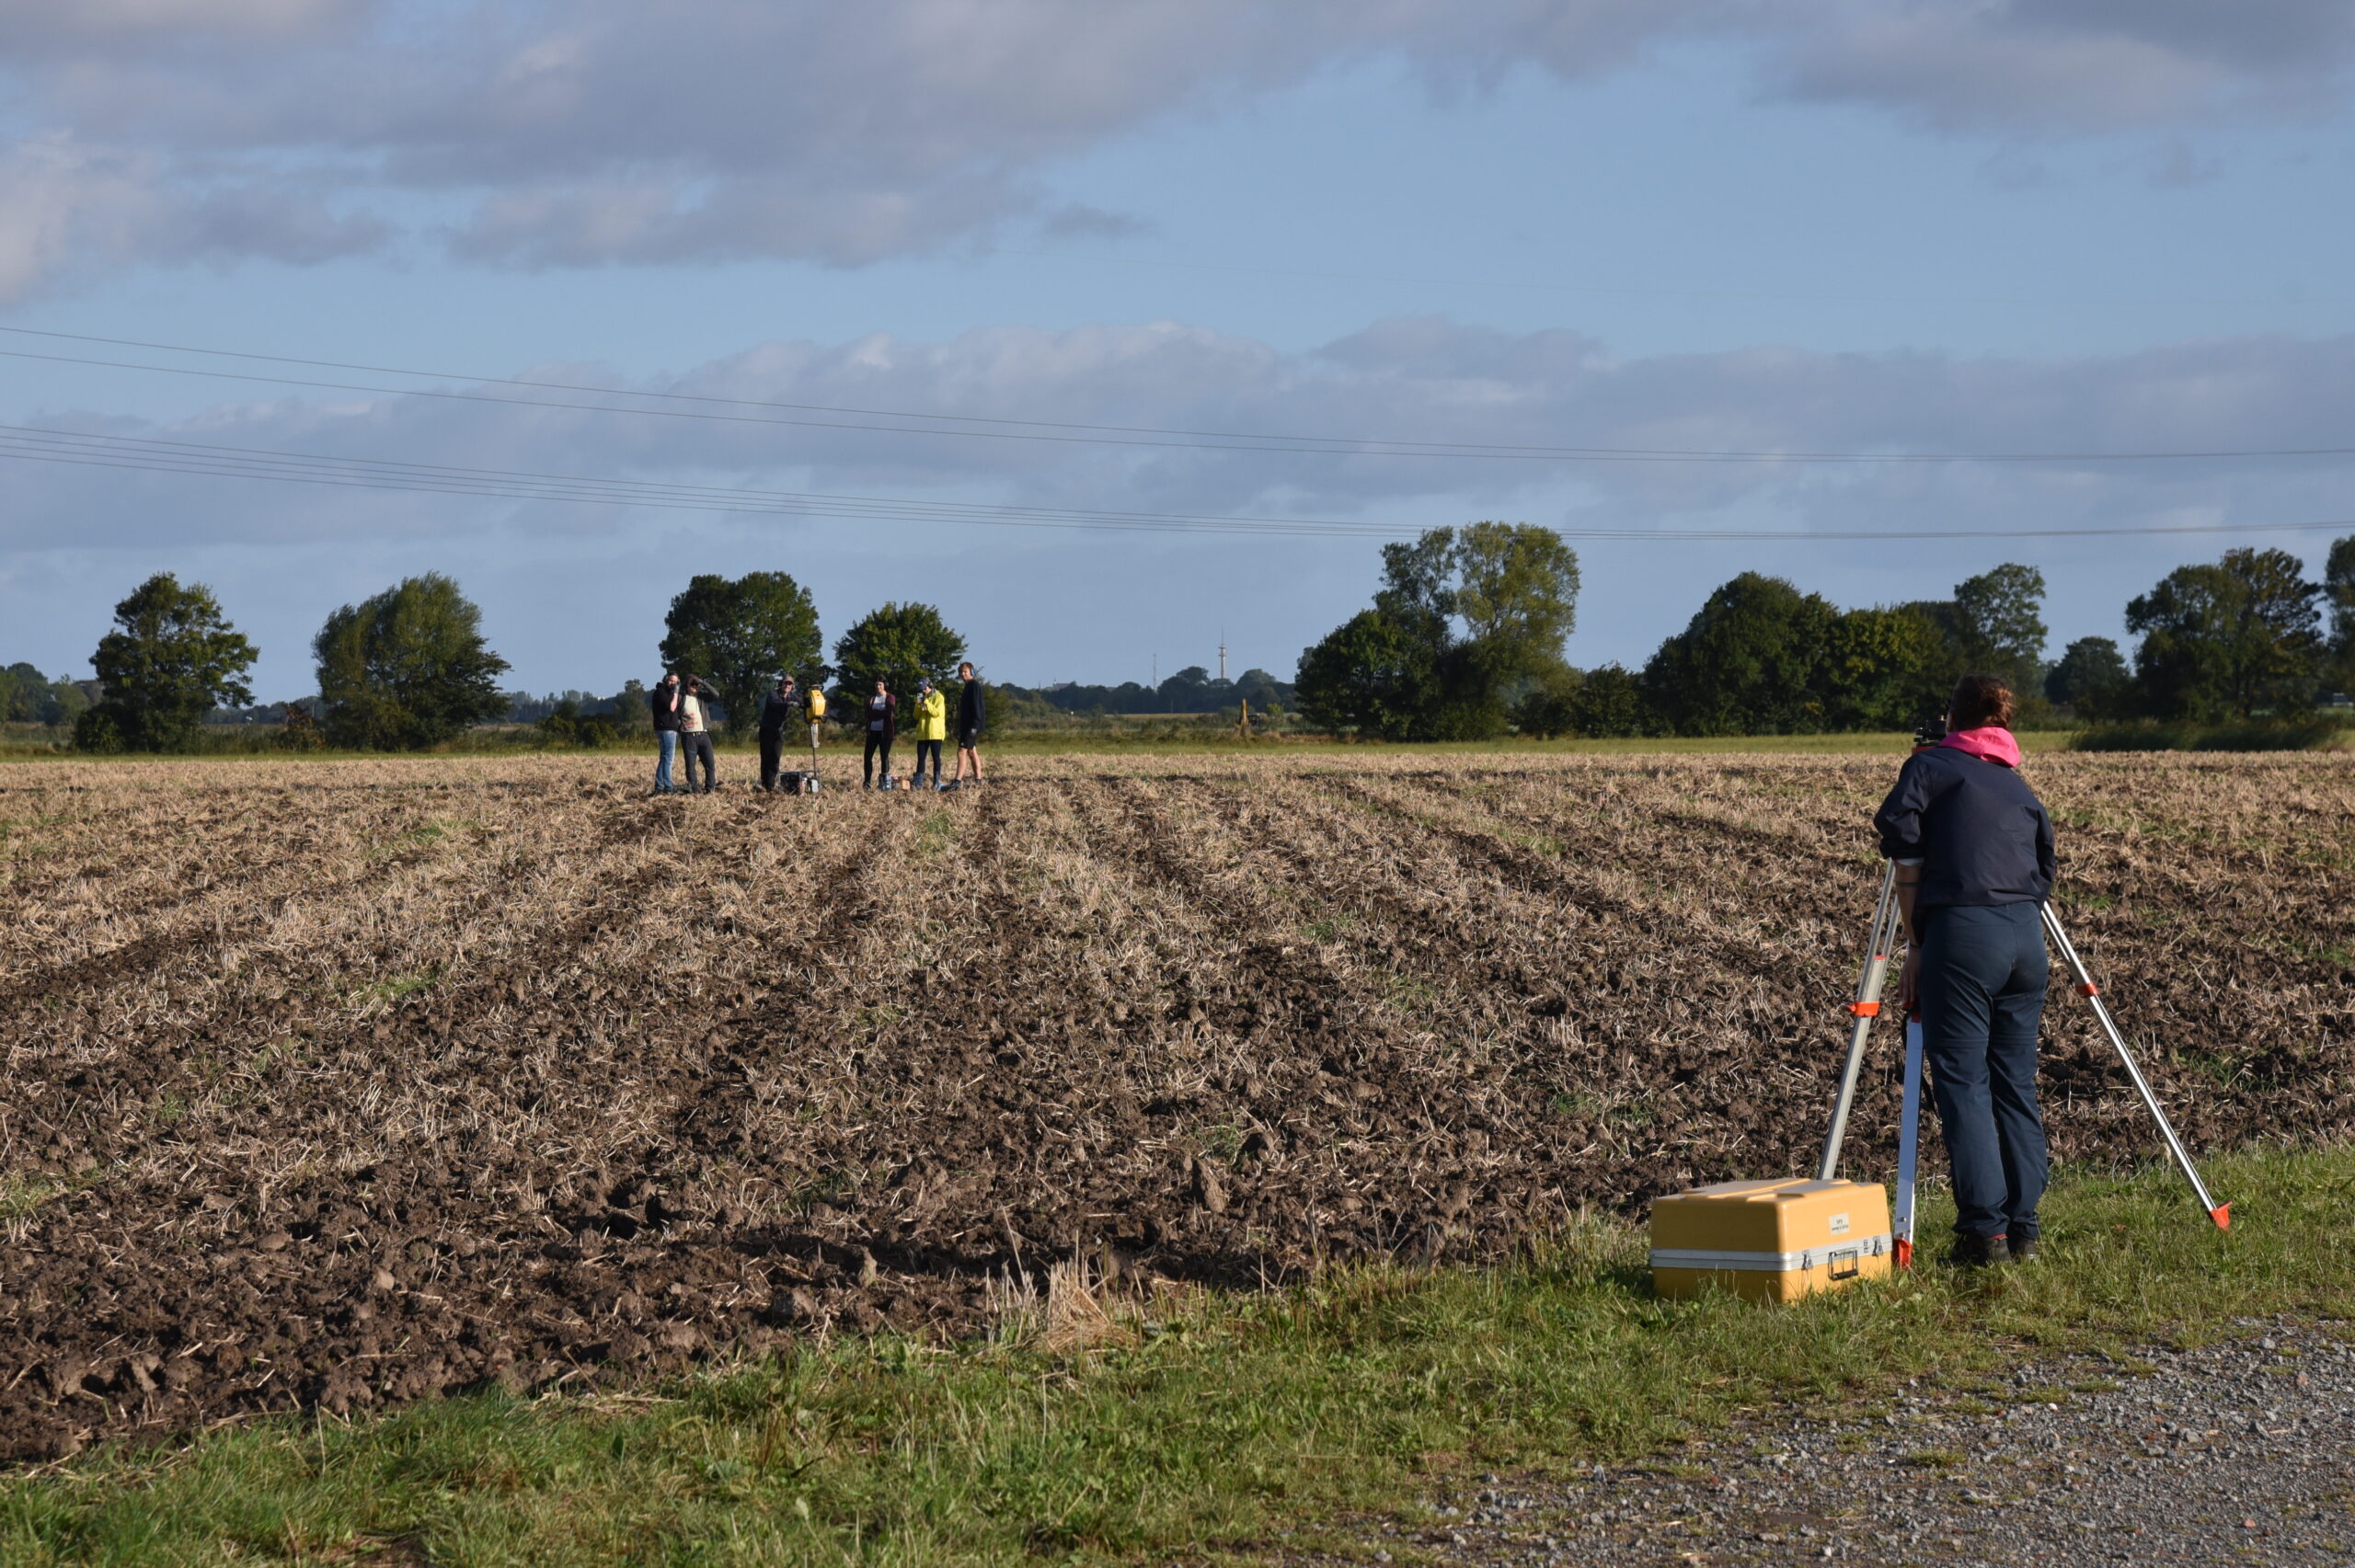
[[1759, 1, 2355, 132], [6, 1, 2350, 294], [0, 134, 384, 298], [11, 315, 2355, 694], [10, 316, 2355, 555]]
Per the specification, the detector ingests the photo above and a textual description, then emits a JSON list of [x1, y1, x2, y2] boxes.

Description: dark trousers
[[911, 739, 942, 784], [681, 731, 717, 792], [759, 733, 786, 789], [863, 732, 893, 785], [1919, 901, 2050, 1242]]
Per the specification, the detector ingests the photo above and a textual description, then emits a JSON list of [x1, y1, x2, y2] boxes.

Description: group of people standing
[[649, 663, 986, 795]]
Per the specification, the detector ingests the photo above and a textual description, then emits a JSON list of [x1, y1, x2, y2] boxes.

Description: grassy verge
[[6, 1145, 2349, 1565]]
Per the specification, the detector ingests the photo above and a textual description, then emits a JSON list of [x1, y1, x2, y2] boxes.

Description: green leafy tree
[[74, 574, 257, 752], [830, 601, 966, 715], [2045, 636, 2131, 723], [1952, 564, 2050, 694], [1640, 572, 1838, 736], [2125, 547, 2325, 720], [1295, 608, 1441, 740], [1820, 606, 1950, 731], [1509, 663, 1583, 738], [1, 663, 48, 723], [1887, 564, 2049, 719], [1298, 523, 1581, 740], [1451, 521, 1581, 675], [535, 698, 623, 748], [314, 573, 511, 750], [1568, 663, 1650, 737], [2325, 534, 2355, 697], [659, 571, 824, 735]]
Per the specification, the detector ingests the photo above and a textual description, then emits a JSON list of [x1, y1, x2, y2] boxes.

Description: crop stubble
[[0, 750, 2349, 1459]]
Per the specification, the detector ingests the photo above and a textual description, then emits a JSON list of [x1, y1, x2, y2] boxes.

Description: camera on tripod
[[1912, 716, 1947, 750]]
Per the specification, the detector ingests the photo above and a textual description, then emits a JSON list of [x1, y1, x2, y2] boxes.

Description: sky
[[6, 1, 2355, 698]]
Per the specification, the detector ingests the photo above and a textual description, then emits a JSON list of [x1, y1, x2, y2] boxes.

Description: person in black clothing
[[1874, 672, 2057, 1267], [649, 670, 684, 795], [758, 675, 799, 791], [948, 660, 984, 789], [861, 677, 897, 788]]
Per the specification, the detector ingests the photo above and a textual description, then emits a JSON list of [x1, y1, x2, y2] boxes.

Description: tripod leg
[[1893, 1012, 1924, 1268], [1820, 862, 1901, 1181], [2040, 904, 2230, 1230]]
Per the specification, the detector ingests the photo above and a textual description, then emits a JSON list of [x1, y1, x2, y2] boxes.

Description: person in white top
[[677, 676, 718, 793]]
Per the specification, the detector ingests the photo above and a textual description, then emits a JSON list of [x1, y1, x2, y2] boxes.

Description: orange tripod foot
[[2210, 1205, 2232, 1230]]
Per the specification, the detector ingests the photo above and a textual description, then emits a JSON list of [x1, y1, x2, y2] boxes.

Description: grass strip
[[5, 1144, 2350, 1566]]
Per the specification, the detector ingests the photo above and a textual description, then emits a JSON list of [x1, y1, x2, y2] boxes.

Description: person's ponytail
[[1947, 672, 2016, 731]]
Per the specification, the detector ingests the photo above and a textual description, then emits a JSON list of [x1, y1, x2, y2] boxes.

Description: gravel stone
[[1331, 1322, 2353, 1565]]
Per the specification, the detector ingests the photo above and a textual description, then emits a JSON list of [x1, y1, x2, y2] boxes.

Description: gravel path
[[1349, 1320, 2353, 1566]]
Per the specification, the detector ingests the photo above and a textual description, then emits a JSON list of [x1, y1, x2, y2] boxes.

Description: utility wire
[[6, 324, 2355, 465], [3, 421, 2349, 543]]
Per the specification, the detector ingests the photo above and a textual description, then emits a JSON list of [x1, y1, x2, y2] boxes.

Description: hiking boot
[[2006, 1235, 2039, 1263], [1948, 1233, 2010, 1268]]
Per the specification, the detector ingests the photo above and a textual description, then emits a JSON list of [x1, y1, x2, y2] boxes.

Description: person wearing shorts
[[948, 661, 984, 789]]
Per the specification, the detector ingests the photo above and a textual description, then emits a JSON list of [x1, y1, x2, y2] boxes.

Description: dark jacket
[[861, 692, 897, 743], [759, 690, 799, 740], [1873, 746, 2056, 909], [958, 677, 984, 736], [650, 681, 683, 733]]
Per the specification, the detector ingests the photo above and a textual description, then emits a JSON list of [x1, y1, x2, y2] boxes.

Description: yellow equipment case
[[1649, 1178, 1892, 1304]]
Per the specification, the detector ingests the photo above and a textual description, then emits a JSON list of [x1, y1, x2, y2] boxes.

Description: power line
[[994, 246, 2345, 315], [3, 420, 2349, 543], [6, 324, 2355, 465]]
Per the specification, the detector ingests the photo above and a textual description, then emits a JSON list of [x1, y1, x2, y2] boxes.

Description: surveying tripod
[[1819, 862, 2229, 1267]]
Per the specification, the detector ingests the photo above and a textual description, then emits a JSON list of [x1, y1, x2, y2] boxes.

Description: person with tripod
[[1874, 673, 2057, 1266]]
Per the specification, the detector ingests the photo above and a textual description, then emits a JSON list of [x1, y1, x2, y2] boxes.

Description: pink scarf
[[1940, 726, 2021, 768]]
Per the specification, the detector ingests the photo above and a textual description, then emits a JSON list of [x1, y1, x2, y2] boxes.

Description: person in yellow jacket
[[909, 676, 948, 788], [802, 683, 828, 781]]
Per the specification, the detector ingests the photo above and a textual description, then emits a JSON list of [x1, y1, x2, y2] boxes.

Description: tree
[[535, 698, 623, 748], [1296, 523, 1581, 741], [1509, 663, 1583, 738], [1568, 664, 1650, 738], [659, 571, 823, 735], [2125, 547, 2324, 720], [2325, 534, 2355, 696], [73, 574, 257, 752], [1640, 573, 1839, 736], [1951, 564, 2049, 694], [1451, 521, 1581, 675], [1234, 668, 1288, 714], [1295, 608, 1440, 740], [2045, 636, 2131, 723], [830, 601, 966, 714], [314, 573, 511, 750], [1820, 606, 1949, 732], [8, 665, 90, 732]]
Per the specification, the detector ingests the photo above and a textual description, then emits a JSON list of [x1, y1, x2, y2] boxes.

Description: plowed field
[[3, 751, 2350, 1459]]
